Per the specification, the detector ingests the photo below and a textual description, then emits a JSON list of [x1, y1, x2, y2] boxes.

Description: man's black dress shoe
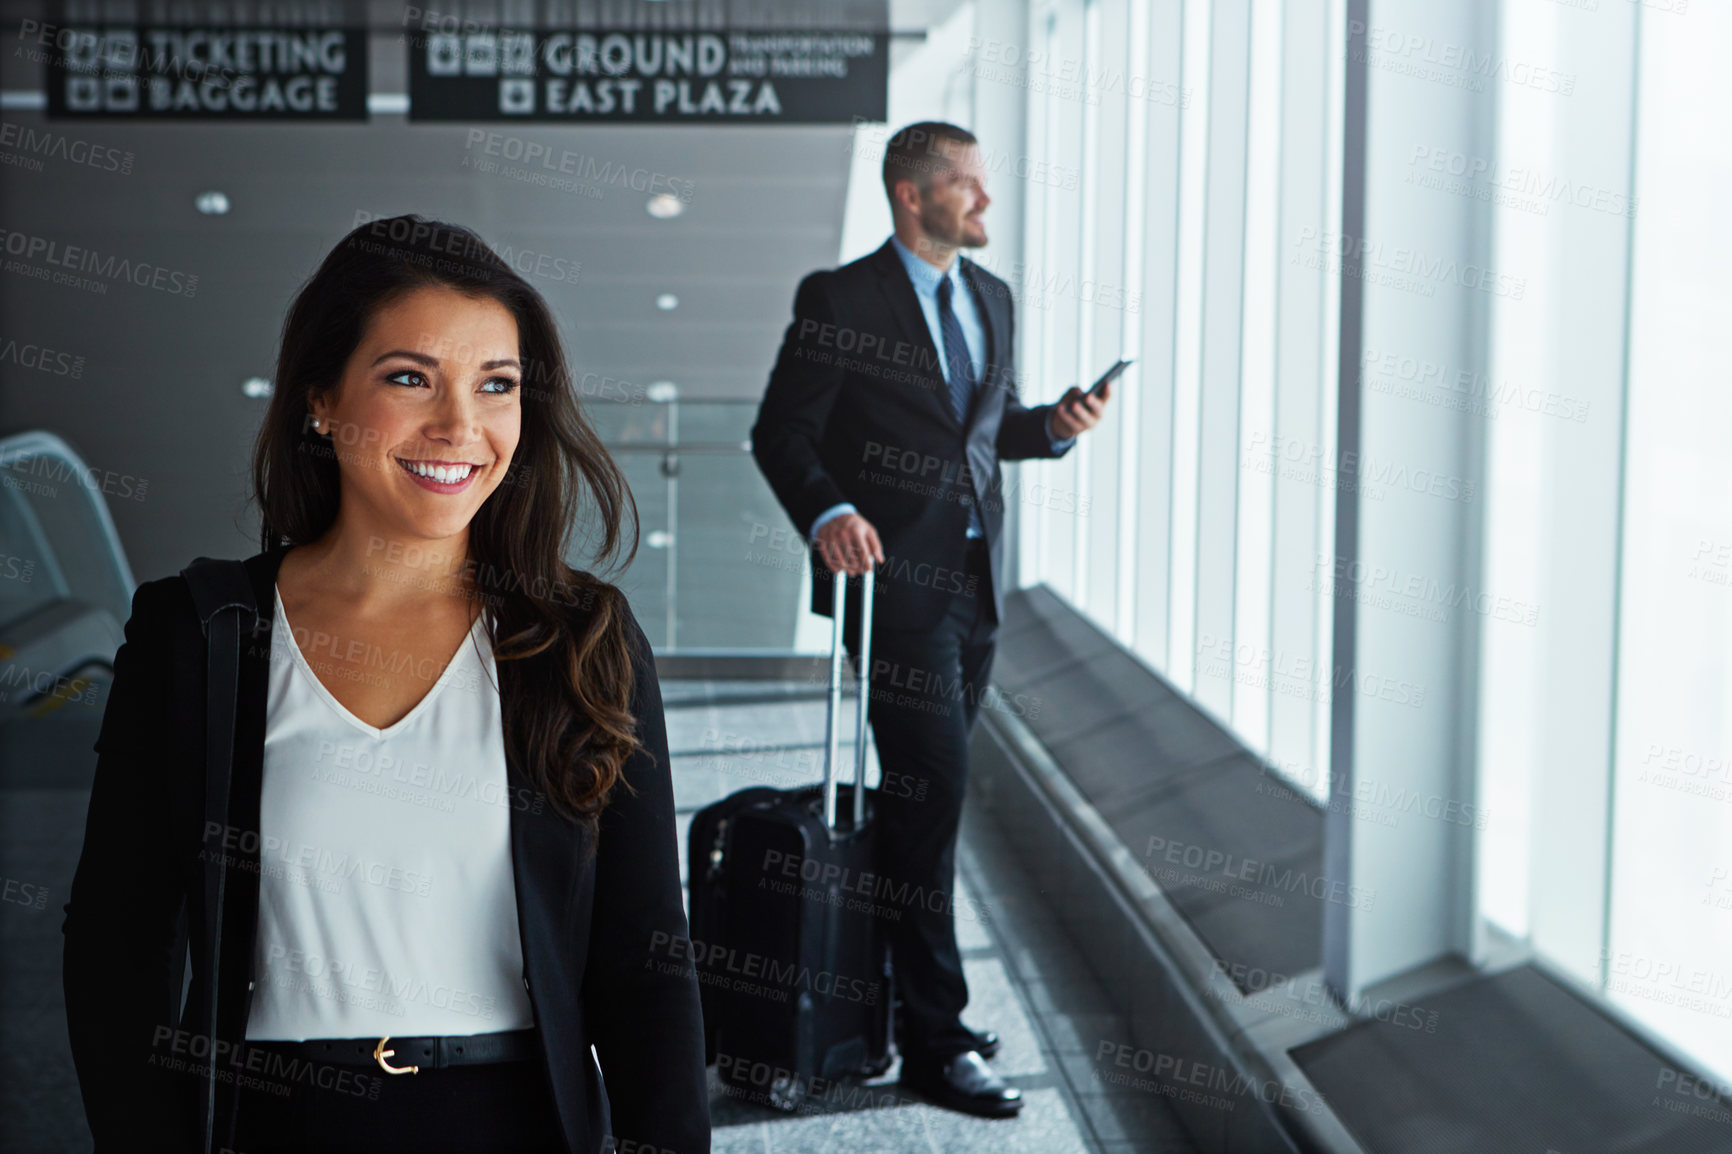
[[899, 1050, 1022, 1118], [967, 1027, 1000, 1060], [893, 1013, 1000, 1060]]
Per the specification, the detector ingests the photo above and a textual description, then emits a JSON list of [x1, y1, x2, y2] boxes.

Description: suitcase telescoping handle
[[823, 566, 874, 832]]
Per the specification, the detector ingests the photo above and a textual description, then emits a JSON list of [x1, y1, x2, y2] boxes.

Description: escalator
[[0, 430, 137, 1153], [0, 431, 134, 789]]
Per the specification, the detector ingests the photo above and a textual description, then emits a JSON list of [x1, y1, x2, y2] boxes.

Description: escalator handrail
[[0, 429, 138, 607]]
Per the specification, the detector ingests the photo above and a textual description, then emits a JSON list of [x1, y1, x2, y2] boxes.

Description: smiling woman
[[254, 216, 643, 828], [61, 215, 711, 1154], [305, 287, 523, 539]]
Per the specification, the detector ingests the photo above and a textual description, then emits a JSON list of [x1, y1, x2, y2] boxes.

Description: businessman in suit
[[751, 121, 1111, 1117]]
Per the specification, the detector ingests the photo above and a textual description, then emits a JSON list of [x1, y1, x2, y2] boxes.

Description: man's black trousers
[[843, 534, 997, 1063]]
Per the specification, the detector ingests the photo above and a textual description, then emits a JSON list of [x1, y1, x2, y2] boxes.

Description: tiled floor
[[663, 679, 1198, 1154]]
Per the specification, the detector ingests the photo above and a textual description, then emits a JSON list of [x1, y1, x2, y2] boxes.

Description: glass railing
[[590, 396, 820, 653], [0, 411, 812, 664]]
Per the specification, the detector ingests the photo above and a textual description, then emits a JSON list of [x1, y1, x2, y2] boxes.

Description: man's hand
[[1050, 377, 1113, 439], [815, 512, 884, 577]]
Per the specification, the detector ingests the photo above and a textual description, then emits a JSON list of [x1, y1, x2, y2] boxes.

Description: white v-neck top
[[244, 583, 535, 1040]]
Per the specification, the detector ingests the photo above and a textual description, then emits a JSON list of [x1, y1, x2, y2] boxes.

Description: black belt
[[249, 1028, 540, 1075]]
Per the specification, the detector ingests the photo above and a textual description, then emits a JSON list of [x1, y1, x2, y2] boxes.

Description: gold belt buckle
[[373, 1036, 419, 1075]]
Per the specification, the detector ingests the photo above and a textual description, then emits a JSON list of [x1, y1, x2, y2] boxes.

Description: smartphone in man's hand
[[1087, 358, 1133, 398]]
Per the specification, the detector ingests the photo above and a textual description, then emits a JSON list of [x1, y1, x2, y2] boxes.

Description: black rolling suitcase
[[687, 569, 894, 1111]]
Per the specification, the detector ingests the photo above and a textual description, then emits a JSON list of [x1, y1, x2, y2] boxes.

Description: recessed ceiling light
[[646, 193, 685, 219], [656, 293, 679, 311], [241, 377, 272, 398], [196, 191, 231, 215]]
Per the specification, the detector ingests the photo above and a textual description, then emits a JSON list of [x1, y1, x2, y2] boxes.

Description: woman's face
[[309, 284, 523, 549]]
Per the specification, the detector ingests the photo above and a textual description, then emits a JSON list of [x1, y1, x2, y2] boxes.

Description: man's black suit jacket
[[751, 237, 1073, 640], [60, 544, 710, 1153]]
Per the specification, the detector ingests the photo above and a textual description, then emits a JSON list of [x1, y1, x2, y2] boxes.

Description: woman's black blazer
[[61, 544, 711, 1153]]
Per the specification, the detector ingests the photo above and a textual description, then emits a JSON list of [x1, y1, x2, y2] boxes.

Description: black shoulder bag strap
[[178, 557, 259, 1154]]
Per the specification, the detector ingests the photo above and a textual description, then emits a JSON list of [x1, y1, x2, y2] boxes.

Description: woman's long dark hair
[[251, 214, 641, 841]]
